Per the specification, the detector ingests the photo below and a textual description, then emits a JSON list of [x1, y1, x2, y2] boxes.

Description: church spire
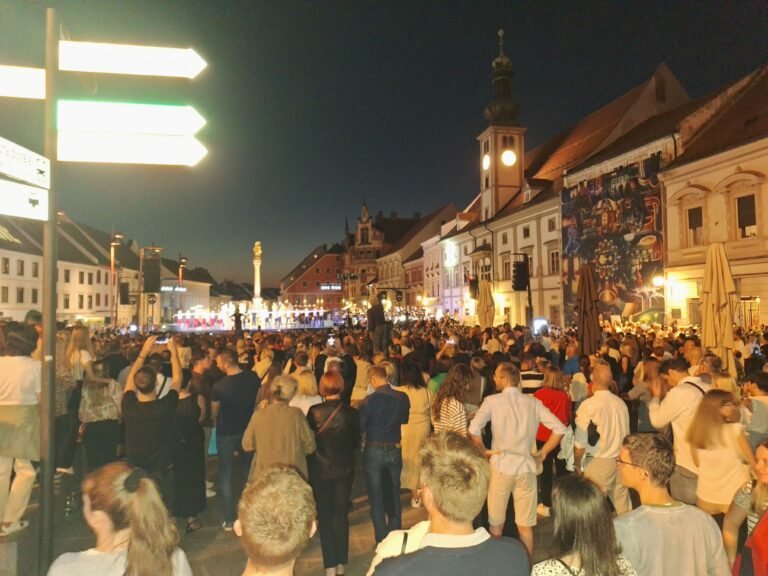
[[483, 29, 519, 126]]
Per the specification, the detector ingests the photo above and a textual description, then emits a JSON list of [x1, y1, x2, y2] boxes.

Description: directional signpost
[[0, 11, 209, 574], [0, 135, 50, 221]]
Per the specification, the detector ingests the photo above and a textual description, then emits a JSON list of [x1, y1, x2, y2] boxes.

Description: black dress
[[173, 394, 206, 518]]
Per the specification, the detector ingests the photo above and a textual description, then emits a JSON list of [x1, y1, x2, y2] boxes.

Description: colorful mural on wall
[[562, 153, 665, 326]]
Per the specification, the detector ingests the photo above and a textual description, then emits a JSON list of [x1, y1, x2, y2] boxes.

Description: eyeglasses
[[615, 457, 644, 470]]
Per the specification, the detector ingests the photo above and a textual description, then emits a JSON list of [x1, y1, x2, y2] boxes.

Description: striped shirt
[[520, 370, 544, 395], [433, 397, 468, 436]]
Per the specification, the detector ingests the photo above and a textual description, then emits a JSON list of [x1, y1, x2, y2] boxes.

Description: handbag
[[587, 420, 600, 446], [316, 403, 343, 436]]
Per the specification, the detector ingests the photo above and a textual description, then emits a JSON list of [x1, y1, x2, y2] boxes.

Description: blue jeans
[[216, 434, 252, 524], [363, 444, 402, 542]]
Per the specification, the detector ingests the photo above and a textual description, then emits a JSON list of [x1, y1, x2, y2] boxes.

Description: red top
[[534, 388, 572, 442]]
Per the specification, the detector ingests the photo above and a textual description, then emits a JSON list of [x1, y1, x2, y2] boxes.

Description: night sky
[[0, 1, 766, 287]]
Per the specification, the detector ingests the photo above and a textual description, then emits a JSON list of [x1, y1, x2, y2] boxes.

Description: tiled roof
[[0, 216, 42, 256], [161, 258, 216, 285], [403, 247, 424, 264], [673, 65, 768, 166], [527, 83, 646, 183], [388, 204, 457, 254], [573, 95, 717, 173], [372, 215, 420, 245], [281, 245, 328, 287]]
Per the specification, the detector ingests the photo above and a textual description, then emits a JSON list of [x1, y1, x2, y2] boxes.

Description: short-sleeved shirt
[[122, 390, 178, 472], [70, 349, 93, 381], [0, 356, 41, 405], [212, 370, 260, 436], [733, 480, 768, 535], [48, 547, 192, 576]]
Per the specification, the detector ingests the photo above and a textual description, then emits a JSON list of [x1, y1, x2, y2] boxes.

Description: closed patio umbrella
[[576, 263, 600, 357], [701, 243, 739, 378], [478, 279, 495, 330]]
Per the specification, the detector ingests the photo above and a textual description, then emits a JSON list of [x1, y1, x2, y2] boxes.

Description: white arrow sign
[[0, 177, 49, 221], [58, 131, 207, 166], [58, 101, 206, 136], [0, 65, 45, 100], [0, 136, 50, 189], [59, 41, 207, 79]]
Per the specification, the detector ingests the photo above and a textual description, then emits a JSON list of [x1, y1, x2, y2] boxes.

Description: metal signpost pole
[[39, 8, 59, 575]]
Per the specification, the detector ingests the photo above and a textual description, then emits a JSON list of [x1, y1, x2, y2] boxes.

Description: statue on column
[[253, 241, 263, 311]]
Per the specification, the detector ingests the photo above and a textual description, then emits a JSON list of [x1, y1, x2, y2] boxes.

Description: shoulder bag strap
[[316, 403, 343, 436], [400, 531, 409, 555], [685, 381, 706, 395], [555, 558, 580, 576], [157, 375, 169, 397]]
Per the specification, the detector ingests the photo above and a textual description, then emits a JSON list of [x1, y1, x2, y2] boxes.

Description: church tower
[[477, 30, 526, 221]]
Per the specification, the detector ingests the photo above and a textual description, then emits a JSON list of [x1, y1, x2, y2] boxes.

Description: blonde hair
[[271, 375, 297, 402], [67, 325, 95, 369], [295, 370, 318, 397], [83, 462, 178, 576], [419, 432, 489, 523], [238, 466, 315, 570], [542, 366, 566, 391], [687, 389, 736, 449], [713, 371, 741, 401]]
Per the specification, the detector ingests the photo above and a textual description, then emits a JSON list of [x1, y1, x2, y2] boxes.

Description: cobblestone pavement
[[0, 455, 554, 576]]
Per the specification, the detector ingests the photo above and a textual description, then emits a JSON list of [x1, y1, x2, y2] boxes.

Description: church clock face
[[482, 154, 491, 171], [501, 149, 517, 166]]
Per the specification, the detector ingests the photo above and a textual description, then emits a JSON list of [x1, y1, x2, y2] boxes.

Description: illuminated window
[[502, 258, 511, 281]]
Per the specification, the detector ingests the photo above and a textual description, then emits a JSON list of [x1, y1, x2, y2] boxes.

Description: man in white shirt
[[468, 362, 567, 555], [614, 433, 730, 576], [573, 359, 631, 514], [652, 357, 711, 504]]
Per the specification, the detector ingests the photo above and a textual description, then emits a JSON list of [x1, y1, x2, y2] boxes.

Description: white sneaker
[[537, 503, 551, 517], [206, 480, 214, 489], [206, 488, 216, 498]]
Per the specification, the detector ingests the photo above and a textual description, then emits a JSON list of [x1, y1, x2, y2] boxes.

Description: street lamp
[[110, 232, 124, 328], [178, 255, 188, 286]]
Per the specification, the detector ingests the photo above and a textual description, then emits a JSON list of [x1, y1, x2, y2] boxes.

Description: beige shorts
[[487, 468, 537, 528]]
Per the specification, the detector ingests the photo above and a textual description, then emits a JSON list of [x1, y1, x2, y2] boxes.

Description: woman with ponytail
[[47, 462, 192, 576]]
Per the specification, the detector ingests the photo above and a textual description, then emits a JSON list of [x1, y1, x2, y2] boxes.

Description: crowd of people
[[0, 299, 767, 575]]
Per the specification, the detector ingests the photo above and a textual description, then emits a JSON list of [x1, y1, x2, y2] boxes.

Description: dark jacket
[[307, 399, 360, 481]]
